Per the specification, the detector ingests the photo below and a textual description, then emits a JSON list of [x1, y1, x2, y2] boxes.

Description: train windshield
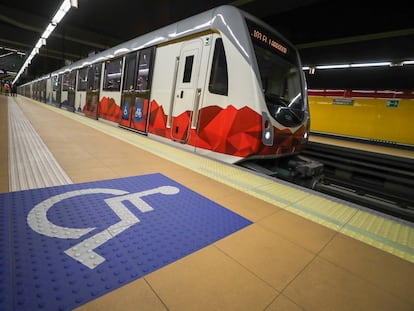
[[246, 20, 305, 127]]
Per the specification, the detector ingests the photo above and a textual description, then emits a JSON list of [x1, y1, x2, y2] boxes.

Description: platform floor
[[1, 95, 414, 311], [309, 134, 414, 159]]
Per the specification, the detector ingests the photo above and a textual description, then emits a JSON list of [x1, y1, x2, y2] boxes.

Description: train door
[[40, 79, 46, 103], [52, 75, 62, 107], [120, 53, 137, 128], [119, 47, 155, 133], [75, 67, 87, 111], [67, 70, 77, 111], [171, 39, 203, 143], [84, 63, 102, 119], [61, 71, 76, 111]]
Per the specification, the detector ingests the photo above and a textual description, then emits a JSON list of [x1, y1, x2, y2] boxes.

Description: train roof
[[36, 5, 295, 79]]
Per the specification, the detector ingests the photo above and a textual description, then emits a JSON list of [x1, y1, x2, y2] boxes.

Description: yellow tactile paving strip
[[19, 97, 414, 263]]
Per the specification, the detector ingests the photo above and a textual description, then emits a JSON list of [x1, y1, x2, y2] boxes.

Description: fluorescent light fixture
[[0, 46, 25, 56], [3, 47, 17, 52], [0, 52, 13, 58], [350, 61, 391, 68], [52, 10, 66, 24], [12, 0, 77, 85], [317, 64, 350, 69], [302, 60, 414, 72], [35, 39, 44, 50], [52, 0, 71, 24], [302, 59, 414, 72], [42, 24, 56, 39]]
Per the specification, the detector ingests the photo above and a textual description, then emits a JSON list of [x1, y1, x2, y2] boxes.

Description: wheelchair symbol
[[27, 186, 180, 269]]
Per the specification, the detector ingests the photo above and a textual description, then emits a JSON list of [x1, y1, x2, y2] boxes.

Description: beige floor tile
[[146, 246, 278, 310], [185, 177, 242, 201], [97, 153, 155, 167], [258, 210, 337, 253], [47, 145, 88, 159], [147, 163, 192, 177], [215, 224, 315, 291], [283, 257, 412, 311], [68, 166, 119, 183], [0, 181, 9, 194], [163, 170, 211, 187], [109, 165, 159, 178], [320, 233, 414, 305], [215, 190, 281, 222], [58, 154, 101, 171], [74, 278, 167, 311], [265, 294, 304, 311]]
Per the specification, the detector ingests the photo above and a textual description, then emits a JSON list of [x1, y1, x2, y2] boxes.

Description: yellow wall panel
[[309, 96, 414, 145]]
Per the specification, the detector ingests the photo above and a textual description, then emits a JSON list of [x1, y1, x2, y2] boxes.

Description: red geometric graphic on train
[[194, 105, 262, 156], [256, 125, 306, 156], [171, 110, 192, 142], [148, 100, 307, 157], [148, 100, 264, 157], [83, 98, 97, 117], [148, 100, 170, 138], [99, 97, 122, 122]]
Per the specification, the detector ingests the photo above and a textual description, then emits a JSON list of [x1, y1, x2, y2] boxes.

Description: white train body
[[19, 5, 310, 164]]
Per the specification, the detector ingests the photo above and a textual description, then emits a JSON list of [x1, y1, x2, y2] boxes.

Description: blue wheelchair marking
[[134, 98, 143, 123], [0, 174, 252, 310], [121, 102, 130, 120]]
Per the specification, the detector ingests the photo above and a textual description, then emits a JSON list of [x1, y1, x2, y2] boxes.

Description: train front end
[[244, 18, 310, 161], [230, 11, 322, 186]]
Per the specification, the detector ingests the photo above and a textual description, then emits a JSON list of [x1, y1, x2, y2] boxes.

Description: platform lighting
[[302, 59, 414, 73], [0, 46, 25, 56], [42, 24, 57, 40], [12, 0, 77, 85], [0, 52, 14, 58], [350, 61, 391, 68]]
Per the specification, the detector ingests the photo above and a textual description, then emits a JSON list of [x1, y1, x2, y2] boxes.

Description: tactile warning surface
[[0, 173, 252, 311]]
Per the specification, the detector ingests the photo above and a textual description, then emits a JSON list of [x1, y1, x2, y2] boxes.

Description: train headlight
[[261, 112, 273, 146]]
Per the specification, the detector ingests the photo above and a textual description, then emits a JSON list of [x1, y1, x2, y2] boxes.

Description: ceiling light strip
[[303, 59, 414, 73], [12, 0, 78, 85]]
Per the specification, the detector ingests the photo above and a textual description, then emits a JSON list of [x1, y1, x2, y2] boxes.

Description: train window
[[103, 58, 123, 91], [52, 75, 61, 91], [136, 48, 153, 91], [62, 72, 70, 91], [254, 44, 304, 126], [68, 71, 76, 91], [183, 55, 194, 83], [40, 79, 46, 93], [77, 68, 87, 91], [208, 38, 228, 96], [87, 63, 102, 91], [123, 52, 138, 91]]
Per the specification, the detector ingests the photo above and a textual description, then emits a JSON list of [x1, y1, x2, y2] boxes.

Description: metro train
[[18, 5, 316, 179], [308, 89, 414, 147]]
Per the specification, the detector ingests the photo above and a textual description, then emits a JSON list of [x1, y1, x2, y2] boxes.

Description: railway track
[[240, 142, 414, 222], [302, 142, 414, 222]]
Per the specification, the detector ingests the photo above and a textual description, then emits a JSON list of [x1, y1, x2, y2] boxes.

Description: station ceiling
[[1, 0, 413, 89]]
